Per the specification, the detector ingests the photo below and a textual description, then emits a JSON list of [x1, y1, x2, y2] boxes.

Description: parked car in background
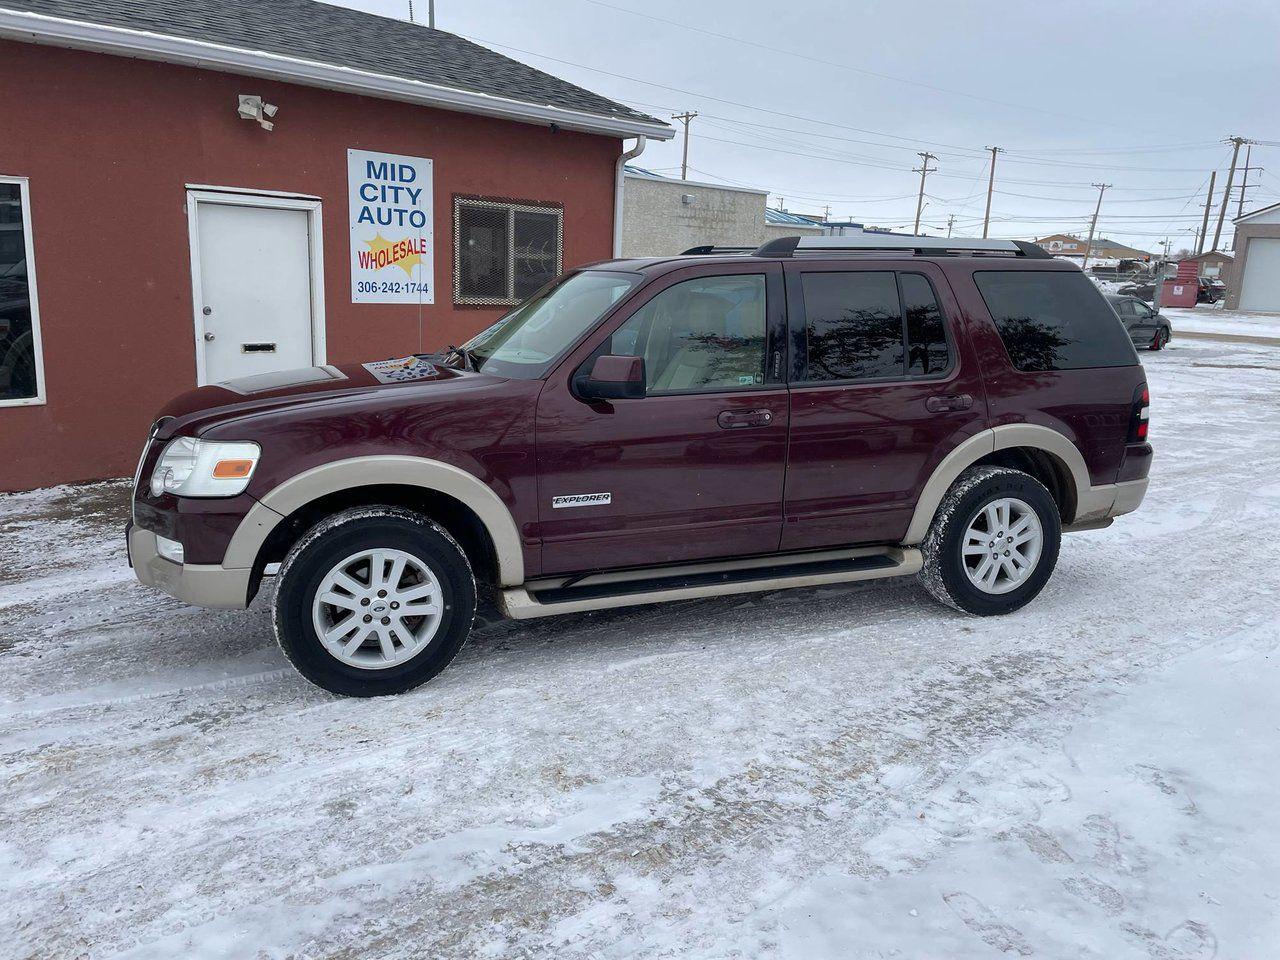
[[1106, 293, 1172, 350], [127, 235, 1152, 696], [1198, 277, 1226, 304], [1117, 279, 1156, 302]]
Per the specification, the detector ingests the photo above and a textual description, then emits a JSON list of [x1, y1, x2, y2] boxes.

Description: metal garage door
[[1239, 238, 1280, 313]]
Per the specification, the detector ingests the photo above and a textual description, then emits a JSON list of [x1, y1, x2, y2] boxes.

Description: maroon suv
[[128, 235, 1151, 696]]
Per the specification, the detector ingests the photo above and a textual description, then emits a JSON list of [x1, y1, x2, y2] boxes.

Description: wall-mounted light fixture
[[237, 94, 278, 131]]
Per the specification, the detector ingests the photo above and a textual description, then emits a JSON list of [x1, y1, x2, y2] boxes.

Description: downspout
[[613, 136, 646, 258]]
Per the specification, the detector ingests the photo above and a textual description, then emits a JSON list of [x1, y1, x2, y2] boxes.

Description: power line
[[913, 153, 938, 234], [672, 111, 697, 180], [1080, 184, 1112, 272], [463, 32, 1217, 185], [1211, 136, 1251, 251], [1196, 171, 1216, 254], [982, 147, 1003, 238], [575, 0, 1155, 134]]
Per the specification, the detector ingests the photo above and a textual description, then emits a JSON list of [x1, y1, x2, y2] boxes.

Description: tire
[[919, 466, 1061, 616], [273, 506, 477, 697]]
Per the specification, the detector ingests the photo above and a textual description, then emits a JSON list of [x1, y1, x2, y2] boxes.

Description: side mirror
[[576, 355, 646, 401]]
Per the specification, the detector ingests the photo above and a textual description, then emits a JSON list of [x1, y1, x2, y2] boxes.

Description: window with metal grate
[[453, 197, 563, 306]]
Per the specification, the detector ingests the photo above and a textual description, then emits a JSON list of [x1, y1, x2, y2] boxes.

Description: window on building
[[454, 198, 563, 306], [607, 274, 767, 393], [974, 270, 1137, 372], [0, 178, 44, 405]]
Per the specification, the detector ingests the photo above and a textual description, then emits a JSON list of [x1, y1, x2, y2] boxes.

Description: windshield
[[462, 270, 639, 379]]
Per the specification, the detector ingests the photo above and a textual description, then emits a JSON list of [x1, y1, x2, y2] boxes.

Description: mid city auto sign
[[347, 149, 434, 304]]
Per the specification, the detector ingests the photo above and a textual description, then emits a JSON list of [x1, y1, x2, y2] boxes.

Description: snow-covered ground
[[1164, 306, 1280, 341], [3, 337, 1279, 959]]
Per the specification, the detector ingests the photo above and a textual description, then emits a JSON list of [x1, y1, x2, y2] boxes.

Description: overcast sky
[[326, 0, 1279, 253]]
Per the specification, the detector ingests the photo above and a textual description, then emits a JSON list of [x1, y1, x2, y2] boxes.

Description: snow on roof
[[1235, 200, 1280, 223], [622, 165, 766, 196], [765, 208, 822, 226]]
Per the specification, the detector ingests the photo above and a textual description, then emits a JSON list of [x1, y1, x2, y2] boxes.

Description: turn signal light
[[212, 459, 255, 479]]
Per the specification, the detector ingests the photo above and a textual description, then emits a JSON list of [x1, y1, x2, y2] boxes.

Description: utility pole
[[946, 213, 957, 238], [982, 146, 1003, 239], [913, 152, 938, 235], [1195, 170, 1216, 255], [1211, 135, 1249, 252], [672, 111, 697, 180], [1080, 182, 1111, 274]]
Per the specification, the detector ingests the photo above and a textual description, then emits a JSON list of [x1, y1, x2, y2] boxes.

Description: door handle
[[717, 408, 774, 429], [925, 393, 973, 413]]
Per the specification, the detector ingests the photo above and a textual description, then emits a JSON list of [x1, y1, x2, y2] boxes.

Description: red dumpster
[[1161, 260, 1199, 308]]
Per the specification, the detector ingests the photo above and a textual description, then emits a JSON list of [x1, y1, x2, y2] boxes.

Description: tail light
[[1128, 382, 1149, 443]]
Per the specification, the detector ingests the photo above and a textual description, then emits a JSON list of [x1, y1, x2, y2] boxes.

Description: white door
[[191, 194, 324, 383], [1239, 238, 1280, 313]]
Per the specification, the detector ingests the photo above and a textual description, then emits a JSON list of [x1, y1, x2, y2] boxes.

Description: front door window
[[606, 274, 767, 393]]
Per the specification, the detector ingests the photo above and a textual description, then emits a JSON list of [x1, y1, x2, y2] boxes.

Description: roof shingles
[[2, 0, 663, 128]]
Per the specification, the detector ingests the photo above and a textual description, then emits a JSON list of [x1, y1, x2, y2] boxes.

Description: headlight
[[150, 438, 260, 497]]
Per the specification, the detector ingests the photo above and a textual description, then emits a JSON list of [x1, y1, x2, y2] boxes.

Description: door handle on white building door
[[925, 394, 972, 413]]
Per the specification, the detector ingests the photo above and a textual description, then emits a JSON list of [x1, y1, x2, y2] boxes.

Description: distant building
[[818, 220, 912, 238], [1226, 202, 1280, 313], [1035, 234, 1151, 261], [621, 167, 822, 256], [1181, 250, 1233, 279], [763, 207, 826, 242]]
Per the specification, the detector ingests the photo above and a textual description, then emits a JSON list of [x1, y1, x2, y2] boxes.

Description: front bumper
[[127, 522, 253, 610]]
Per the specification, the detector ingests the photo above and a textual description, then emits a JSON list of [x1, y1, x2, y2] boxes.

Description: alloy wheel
[[961, 497, 1044, 595], [311, 548, 444, 669]]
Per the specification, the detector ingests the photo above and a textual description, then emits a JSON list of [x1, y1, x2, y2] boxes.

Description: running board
[[500, 547, 922, 620]]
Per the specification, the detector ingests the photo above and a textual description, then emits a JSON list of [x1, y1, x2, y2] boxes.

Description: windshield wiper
[[428, 344, 479, 372]]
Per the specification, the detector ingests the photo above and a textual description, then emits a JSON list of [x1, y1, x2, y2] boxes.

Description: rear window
[[974, 270, 1137, 371]]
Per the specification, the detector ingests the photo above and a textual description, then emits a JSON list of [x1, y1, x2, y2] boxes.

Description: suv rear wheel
[[919, 466, 1061, 616], [274, 507, 476, 696]]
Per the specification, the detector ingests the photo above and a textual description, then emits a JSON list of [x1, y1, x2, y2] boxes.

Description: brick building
[[0, 0, 671, 489]]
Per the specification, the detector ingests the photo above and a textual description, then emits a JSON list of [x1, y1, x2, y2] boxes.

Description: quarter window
[[0, 178, 45, 405], [974, 271, 1137, 371], [607, 274, 767, 394], [453, 198, 563, 306]]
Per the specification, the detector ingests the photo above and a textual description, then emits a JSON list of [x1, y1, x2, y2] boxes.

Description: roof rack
[[751, 235, 1053, 259], [680, 244, 758, 255]]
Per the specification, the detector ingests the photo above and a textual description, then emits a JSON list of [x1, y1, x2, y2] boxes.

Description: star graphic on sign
[[364, 232, 423, 278]]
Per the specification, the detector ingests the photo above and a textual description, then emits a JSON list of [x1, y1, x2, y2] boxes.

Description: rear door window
[[800, 271, 904, 381], [798, 271, 952, 382], [973, 271, 1137, 371], [901, 273, 951, 376]]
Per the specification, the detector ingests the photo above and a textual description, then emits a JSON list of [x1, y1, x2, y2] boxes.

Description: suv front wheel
[[274, 507, 477, 696], [919, 466, 1061, 616]]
